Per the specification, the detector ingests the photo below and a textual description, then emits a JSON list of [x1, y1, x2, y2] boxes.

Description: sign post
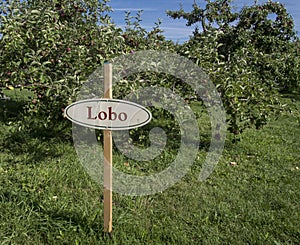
[[64, 63, 152, 235], [103, 62, 113, 234]]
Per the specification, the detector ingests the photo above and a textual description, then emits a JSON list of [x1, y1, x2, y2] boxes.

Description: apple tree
[[0, 0, 126, 129], [167, 0, 299, 134]]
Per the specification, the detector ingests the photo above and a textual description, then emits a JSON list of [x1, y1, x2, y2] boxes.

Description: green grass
[[0, 90, 299, 244]]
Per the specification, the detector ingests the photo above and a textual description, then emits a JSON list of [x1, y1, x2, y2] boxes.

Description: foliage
[[167, 0, 238, 33], [221, 1, 300, 94], [0, 1, 176, 131], [122, 10, 173, 51], [167, 0, 300, 134], [0, 0, 299, 136], [0, 0, 125, 127]]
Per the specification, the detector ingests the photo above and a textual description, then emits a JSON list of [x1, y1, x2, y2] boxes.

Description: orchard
[[0, 0, 299, 136], [0, 1, 300, 243]]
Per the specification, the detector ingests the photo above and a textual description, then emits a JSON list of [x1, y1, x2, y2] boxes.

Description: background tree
[[0, 0, 175, 131], [168, 0, 299, 134], [0, 0, 126, 128]]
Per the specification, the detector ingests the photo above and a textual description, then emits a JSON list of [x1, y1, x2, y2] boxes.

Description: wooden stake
[[103, 63, 112, 233]]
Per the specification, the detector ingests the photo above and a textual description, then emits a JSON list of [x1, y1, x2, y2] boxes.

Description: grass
[[0, 89, 299, 244]]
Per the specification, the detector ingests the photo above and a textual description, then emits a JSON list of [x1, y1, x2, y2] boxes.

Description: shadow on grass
[[0, 87, 75, 164], [1, 129, 68, 164], [0, 99, 28, 123], [0, 88, 34, 122], [0, 108, 72, 164]]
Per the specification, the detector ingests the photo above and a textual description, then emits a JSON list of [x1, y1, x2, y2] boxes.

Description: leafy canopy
[[0, 0, 299, 136]]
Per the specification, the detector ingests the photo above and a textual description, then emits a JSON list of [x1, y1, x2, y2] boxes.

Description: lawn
[[0, 90, 299, 244]]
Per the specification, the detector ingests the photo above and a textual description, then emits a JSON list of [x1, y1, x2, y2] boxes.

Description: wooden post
[[103, 63, 113, 233]]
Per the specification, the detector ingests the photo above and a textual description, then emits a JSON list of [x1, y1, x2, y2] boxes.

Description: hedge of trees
[[0, 0, 299, 135]]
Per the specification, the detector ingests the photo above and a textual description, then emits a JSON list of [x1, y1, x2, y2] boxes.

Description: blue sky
[[108, 0, 300, 43]]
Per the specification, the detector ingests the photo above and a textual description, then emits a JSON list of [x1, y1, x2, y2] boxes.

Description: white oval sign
[[64, 99, 152, 130]]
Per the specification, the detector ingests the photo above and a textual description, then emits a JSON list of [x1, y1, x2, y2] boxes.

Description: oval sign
[[64, 99, 152, 130]]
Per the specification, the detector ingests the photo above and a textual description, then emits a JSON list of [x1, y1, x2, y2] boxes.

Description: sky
[[108, 0, 300, 43]]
